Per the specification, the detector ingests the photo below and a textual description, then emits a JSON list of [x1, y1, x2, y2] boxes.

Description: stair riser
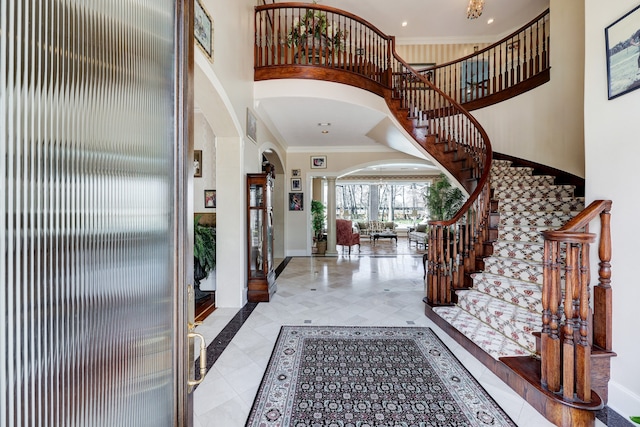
[[499, 211, 578, 227], [498, 226, 547, 243], [494, 189, 575, 200], [492, 242, 544, 262], [492, 175, 556, 187], [484, 257, 545, 285], [497, 198, 585, 213]]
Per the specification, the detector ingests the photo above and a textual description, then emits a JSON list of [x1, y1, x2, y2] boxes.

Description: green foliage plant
[[424, 173, 466, 221], [310, 200, 326, 241], [194, 214, 216, 278]]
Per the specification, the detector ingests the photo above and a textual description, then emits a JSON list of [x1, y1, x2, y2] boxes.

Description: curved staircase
[[254, 4, 614, 426]]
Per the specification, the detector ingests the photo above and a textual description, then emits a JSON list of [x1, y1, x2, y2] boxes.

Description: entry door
[[1, 1, 193, 426]]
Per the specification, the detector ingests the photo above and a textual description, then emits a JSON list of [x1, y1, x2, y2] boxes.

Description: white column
[[325, 177, 338, 256], [215, 136, 247, 307]]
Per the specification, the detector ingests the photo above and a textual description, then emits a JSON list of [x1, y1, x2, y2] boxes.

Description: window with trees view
[[335, 182, 431, 225]]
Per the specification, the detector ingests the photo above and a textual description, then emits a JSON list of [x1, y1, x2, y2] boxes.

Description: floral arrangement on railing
[[287, 7, 347, 51]]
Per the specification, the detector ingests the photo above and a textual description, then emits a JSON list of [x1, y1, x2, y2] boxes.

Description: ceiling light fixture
[[317, 122, 331, 127], [466, 0, 484, 19], [487, 18, 494, 24], [401, 21, 408, 27], [321, 130, 329, 134]]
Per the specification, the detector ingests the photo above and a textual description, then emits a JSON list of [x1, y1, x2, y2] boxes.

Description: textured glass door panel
[[1, 1, 185, 426]]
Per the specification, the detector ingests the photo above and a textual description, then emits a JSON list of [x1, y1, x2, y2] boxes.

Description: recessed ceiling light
[[317, 122, 331, 126], [487, 18, 494, 24], [321, 130, 329, 134], [401, 21, 408, 27]]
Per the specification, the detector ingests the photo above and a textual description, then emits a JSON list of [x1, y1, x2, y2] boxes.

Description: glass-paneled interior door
[[1, 1, 195, 426]]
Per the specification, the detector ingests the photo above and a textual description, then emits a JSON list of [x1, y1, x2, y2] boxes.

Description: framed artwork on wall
[[289, 192, 303, 211], [247, 109, 257, 143], [204, 189, 216, 208], [605, 4, 640, 100], [291, 169, 301, 177], [194, 150, 202, 177], [310, 155, 326, 169], [194, 0, 213, 60], [291, 178, 302, 191]]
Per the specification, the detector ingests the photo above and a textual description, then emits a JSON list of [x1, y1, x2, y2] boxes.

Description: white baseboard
[[608, 381, 640, 421]]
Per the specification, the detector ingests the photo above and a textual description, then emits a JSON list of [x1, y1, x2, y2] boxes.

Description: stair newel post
[[594, 206, 612, 351], [541, 240, 552, 387], [542, 238, 562, 393], [435, 224, 448, 304], [562, 243, 578, 401], [426, 225, 437, 303], [576, 240, 592, 403]]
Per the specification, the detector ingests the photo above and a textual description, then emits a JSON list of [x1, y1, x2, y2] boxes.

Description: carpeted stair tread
[[493, 185, 575, 199], [432, 306, 533, 359], [491, 241, 544, 262], [497, 197, 585, 213], [498, 210, 579, 227], [471, 272, 542, 313], [455, 290, 540, 352]]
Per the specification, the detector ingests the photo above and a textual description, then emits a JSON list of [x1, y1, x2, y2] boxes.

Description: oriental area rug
[[245, 326, 516, 427]]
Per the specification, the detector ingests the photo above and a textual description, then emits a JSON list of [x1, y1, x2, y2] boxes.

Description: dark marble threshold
[[193, 257, 293, 389]]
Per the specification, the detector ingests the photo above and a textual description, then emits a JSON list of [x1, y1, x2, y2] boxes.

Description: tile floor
[[193, 244, 607, 427]]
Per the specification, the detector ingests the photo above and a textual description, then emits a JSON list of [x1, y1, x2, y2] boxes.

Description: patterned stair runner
[[433, 159, 584, 359]]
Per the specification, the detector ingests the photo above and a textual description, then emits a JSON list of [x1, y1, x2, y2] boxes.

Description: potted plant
[[194, 214, 216, 301], [424, 173, 466, 221], [311, 200, 327, 255]]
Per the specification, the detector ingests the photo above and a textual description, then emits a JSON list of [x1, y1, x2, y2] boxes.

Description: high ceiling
[[256, 0, 550, 174], [274, 0, 549, 41]]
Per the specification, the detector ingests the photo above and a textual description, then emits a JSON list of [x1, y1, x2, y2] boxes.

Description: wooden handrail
[[540, 200, 613, 404]]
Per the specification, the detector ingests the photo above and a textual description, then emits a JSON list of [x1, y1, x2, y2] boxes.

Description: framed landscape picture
[[605, 4, 640, 99], [194, 0, 213, 60]]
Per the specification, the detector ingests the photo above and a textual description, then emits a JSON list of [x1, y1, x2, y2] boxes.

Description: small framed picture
[[247, 108, 257, 143], [289, 192, 304, 211], [194, 0, 213, 60], [204, 189, 216, 208], [291, 169, 301, 177], [605, 4, 640, 100], [310, 155, 326, 169], [291, 178, 302, 191], [194, 150, 202, 178]]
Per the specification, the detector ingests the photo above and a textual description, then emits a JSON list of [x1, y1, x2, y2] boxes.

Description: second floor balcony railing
[[255, 3, 550, 108]]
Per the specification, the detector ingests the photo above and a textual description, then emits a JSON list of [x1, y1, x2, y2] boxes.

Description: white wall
[[471, 0, 585, 177], [585, 0, 640, 418], [193, 111, 216, 212]]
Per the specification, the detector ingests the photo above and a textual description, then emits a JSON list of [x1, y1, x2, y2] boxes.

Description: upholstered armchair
[[336, 219, 360, 254]]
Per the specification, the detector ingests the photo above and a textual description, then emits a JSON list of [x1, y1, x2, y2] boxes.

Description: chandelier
[[466, 0, 484, 19]]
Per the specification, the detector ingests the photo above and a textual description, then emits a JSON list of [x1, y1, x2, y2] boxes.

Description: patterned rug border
[[246, 325, 516, 427]]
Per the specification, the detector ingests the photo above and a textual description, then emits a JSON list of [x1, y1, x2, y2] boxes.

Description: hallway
[[192, 252, 587, 427]]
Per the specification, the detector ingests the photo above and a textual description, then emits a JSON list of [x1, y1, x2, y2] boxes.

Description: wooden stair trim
[[424, 304, 602, 426], [493, 152, 585, 197]]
